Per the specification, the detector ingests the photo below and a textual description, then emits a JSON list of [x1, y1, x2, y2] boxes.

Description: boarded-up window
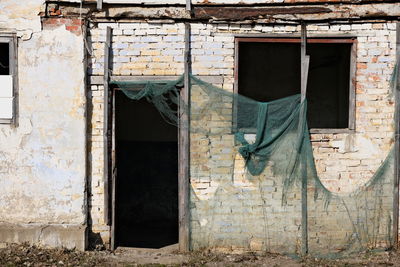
[[0, 36, 16, 123]]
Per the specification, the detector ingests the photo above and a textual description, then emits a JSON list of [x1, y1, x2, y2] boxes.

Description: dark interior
[[238, 40, 351, 129], [0, 43, 9, 75], [115, 90, 178, 248]]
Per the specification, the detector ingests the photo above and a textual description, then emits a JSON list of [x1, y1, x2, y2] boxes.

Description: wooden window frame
[[0, 34, 18, 125], [234, 36, 357, 134]]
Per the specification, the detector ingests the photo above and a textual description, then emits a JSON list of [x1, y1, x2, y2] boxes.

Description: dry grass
[[1, 243, 400, 266]]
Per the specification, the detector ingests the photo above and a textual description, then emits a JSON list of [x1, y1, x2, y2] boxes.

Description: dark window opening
[[115, 90, 178, 248], [237, 38, 354, 129], [0, 43, 9, 75]]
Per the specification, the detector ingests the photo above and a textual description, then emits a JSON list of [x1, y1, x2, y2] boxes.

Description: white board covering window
[[0, 35, 17, 124]]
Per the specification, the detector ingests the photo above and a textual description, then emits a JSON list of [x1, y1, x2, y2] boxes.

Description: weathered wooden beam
[[393, 22, 400, 249], [11, 34, 18, 127], [179, 22, 191, 252], [90, 75, 224, 85], [97, 0, 103, 10], [301, 25, 310, 103], [50, 0, 400, 4], [103, 26, 112, 228], [300, 22, 309, 256], [186, 0, 191, 12], [194, 6, 330, 21], [110, 89, 116, 251], [54, 3, 400, 23], [348, 40, 357, 131]]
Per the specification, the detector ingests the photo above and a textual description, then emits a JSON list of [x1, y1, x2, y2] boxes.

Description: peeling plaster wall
[[0, 1, 87, 249], [0, 0, 43, 38]]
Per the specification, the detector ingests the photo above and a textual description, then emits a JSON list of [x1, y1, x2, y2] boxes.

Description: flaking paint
[[0, 2, 86, 230]]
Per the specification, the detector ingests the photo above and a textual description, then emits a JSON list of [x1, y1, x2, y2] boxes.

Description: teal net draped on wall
[[111, 72, 395, 258]]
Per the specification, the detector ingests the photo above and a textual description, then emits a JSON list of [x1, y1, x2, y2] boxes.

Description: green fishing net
[[111, 71, 395, 258]]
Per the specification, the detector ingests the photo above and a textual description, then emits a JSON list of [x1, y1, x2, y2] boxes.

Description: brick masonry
[[42, 18, 83, 36], [87, 21, 397, 253]]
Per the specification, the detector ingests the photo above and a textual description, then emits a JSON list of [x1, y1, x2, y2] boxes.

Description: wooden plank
[[233, 37, 239, 131], [300, 24, 309, 102], [49, 3, 400, 22], [97, 0, 103, 10], [110, 89, 117, 250], [348, 40, 357, 130], [11, 34, 18, 126], [0, 35, 18, 126], [236, 37, 356, 44], [0, 119, 13, 124], [103, 26, 112, 227], [232, 33, 357, 39], [300, 22, 309, 256], [309, 128, 354, 134], [90, 75, 224, 85], [186, 0, 191, 11], [178, 22, 191, 252], [393, 22, 400, 249]]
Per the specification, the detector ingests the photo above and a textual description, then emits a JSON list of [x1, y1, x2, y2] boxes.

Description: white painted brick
[[340, 25, 351, 31], [88, 22, 397, 249], [118, 23, 139, 30], [123, 29, 134, 35]]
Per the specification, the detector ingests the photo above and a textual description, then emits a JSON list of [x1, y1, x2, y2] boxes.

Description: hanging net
[[111, 69, 396, 258]]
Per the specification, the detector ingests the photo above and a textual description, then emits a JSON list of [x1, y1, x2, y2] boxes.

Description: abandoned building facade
[[0, 0, 400, 256]]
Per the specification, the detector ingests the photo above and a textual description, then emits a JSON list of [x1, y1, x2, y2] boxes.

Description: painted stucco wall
[[0, 1, 87, 249]]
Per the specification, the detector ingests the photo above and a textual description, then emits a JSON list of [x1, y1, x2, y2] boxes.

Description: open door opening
[[114, 90, 179, 249]]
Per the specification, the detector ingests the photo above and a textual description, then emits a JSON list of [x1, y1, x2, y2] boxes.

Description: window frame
[[234, 36, 357, 134], [0, 33, 18, 125]]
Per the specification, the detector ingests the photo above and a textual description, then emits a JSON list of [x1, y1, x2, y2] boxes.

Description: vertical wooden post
[[393, 22, 400, 249], [103, 26, 112, 227], [300, 22, 310, 256], [348, 41, 357, 131], [11, 34, 18, 127], [186, 0, 191, 11], [97, 0, 103, 10], [301, 24, 310, 103], [181, 8, 191, 251], [110, 89, 117, 250], [179, 22, 191, 252]]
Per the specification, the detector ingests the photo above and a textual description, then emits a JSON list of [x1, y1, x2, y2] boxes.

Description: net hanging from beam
[[111, 68, 396, 258]]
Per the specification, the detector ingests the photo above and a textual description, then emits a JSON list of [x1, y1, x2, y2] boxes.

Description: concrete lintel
[[0, 223, 87, 251]]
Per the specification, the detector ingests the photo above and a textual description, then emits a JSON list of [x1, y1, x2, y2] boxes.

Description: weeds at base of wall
[[0, 243, 104, 267], [3, 243, 400, 266]]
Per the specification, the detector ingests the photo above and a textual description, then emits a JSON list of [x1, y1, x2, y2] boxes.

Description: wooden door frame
[[104, 25, 191, 251], [107, 84, 190, 251], [110, 88, 116, 250]]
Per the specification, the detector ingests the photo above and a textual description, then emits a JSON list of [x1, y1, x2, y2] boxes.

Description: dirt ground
[[1, 243, 400, 266]]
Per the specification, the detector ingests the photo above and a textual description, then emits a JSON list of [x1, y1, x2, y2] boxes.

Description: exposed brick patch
[[42, 18, 83, 36], [49, 7, 62, 16]]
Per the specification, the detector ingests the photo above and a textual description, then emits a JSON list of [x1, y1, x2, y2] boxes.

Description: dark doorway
[[115, 90, 178, 248]]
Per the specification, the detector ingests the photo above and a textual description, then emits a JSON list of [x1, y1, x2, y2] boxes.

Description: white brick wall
[[87, 21, 397, 249]]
